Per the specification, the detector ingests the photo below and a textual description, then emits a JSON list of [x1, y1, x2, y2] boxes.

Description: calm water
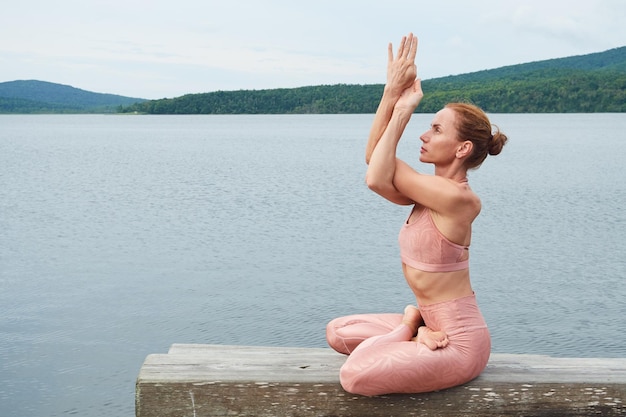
[[1, 114, 625, 417]]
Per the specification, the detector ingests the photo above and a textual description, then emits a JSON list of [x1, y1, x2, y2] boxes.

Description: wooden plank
[[140, 344, 626, 384], [139, 344, 345, 384], [136, 344, 626, 417]]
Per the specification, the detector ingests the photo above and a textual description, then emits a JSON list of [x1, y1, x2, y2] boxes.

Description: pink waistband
[[418, 293, 477, 310], [418, 293, 488, 335]]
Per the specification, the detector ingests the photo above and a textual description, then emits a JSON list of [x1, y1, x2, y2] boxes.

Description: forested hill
[[0, 80, 146, 113], [2, 46, 624, 114], [120, 46, 626, 114]]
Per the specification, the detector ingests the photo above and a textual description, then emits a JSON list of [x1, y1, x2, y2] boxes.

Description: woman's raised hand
[[394, 79, 424, 114], [365, 33, 420, 165], [386, 33, 418, 97]]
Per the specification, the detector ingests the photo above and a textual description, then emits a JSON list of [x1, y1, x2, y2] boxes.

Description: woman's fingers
[[386, 33, 419, 93], [402, 34, 413, 59], [395, 36, 407, 61], [393, 33, 417, 63], [389, 33, 418, 64], [408, 34, 418, 61]]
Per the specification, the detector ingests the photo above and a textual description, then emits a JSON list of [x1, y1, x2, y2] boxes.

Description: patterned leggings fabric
[[326, 294, 491, 396]]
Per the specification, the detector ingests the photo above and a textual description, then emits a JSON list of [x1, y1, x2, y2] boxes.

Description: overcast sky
[[1, 0, 624, 99]]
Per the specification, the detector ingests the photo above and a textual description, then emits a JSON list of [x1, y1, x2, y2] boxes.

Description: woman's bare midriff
[[402, 263, 474, 306]]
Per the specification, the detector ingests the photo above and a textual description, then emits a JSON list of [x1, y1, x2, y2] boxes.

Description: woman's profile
[[326, 33, 508, 396]]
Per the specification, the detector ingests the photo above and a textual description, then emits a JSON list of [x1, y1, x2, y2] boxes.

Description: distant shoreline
[[2, 45, 625, 114]]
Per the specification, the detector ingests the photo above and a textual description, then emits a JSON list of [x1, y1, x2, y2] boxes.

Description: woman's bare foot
[[401, 305, 421, 335], [417, 326, 449, 350]]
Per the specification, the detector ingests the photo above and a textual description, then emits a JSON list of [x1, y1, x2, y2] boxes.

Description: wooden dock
[[136, 344, 626, 416]]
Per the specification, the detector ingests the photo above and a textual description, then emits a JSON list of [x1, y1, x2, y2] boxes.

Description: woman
[[326, 33, 508, 396]]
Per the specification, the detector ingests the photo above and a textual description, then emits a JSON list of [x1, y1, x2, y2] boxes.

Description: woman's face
[[419, 107, 461, 165]]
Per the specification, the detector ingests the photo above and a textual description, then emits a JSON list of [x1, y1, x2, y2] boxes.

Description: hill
[[2, 46, 624, 114], [0, 80, 146, 113], [120, 46, 626, 114], [417, 46, 626, 113]]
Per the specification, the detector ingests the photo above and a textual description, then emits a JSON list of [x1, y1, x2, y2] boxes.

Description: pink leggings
[[326, 294, 491, 396]]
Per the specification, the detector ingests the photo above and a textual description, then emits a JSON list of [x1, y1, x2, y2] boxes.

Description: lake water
[[1, 113, 625, 417]]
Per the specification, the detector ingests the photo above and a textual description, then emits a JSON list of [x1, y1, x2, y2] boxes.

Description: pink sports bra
[[398, 206, 469, 272]]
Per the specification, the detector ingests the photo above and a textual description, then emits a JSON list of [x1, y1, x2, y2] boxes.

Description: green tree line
[[118, 68, 626, 114]]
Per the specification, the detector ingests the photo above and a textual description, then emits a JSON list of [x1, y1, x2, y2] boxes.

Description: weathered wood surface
[[136, 344, 626, 416]]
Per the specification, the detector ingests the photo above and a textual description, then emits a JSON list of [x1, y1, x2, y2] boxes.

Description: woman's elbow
[[365, 174, 413, 205], [365, 175, 394, 198], [365, 173, 383, 192]]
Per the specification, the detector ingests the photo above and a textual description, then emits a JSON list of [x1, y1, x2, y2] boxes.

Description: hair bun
[[488, 127, 508, 156]]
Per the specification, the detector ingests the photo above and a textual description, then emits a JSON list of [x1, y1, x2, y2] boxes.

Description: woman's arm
[[365, 34, 418, 165], [366, 80, 423, 205], [366, 115, 414, 205], [393, 160, 479, 216]]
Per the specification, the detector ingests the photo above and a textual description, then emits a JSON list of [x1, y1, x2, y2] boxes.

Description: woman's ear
[[456, 141, 473, 159]]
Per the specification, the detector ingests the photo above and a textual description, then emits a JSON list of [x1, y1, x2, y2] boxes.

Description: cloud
[[0, 0, 624, 98]]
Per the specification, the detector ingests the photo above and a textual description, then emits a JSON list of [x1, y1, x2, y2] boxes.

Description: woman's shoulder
[[394, 160, 480, 217], [433, 176, 481, 216], [453, 182, 481, 218], [428, 180, 481, 222]]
